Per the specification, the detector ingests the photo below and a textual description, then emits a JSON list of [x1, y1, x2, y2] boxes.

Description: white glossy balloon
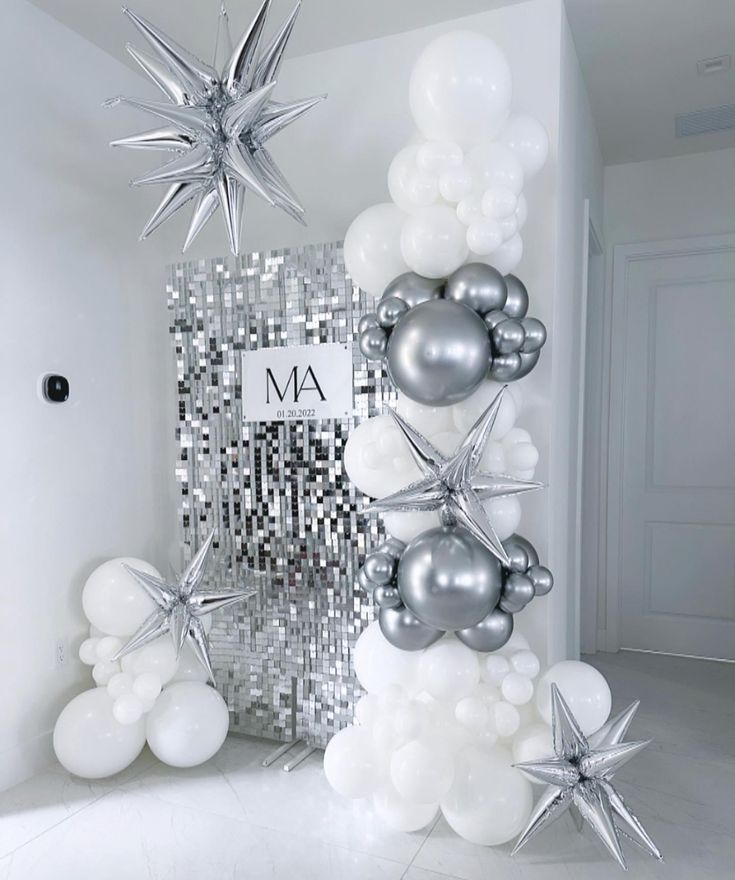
[[82, 558, 161, 637], [53, 688, 145, 779], [373, 783, 439, 832], [401, 204, 469, 278], [344, 415, 421, 500], [133, 672, 162, 709], [499, 114, 550, 178], [502, 631, 530, 654], [106, 672, 134, 700], [536, 661, 612, 735], [441, 746, 533, 845], [512, 722, 554, 766], [490, 701, 521, 737], [439, 165, 473, 203], [456, 194, 484, 226], [483, 233, 523, 275], [79, 637, 99, 666], [483, 495, 522, 541], [467, 143, 524, 196], [479, 439, 506, 474], [92, 660, 121, 686], [168, 643, 210, 684], [120, 635, 179, 684], [354, 693, 381, 728], [409, 31, 512, 144], [146, 682, 229, 768], [482, 186, 518, 220], [324, 725, 381, 799], [501, 672, 534, 706], [416, 140, 463, 172], [344, 203, 408, 296], [353, 621, 420, 695], [467, 218, 503, 256], [388, 144, 438, 212], [482, 654, 511, 685], [395, 394, 455, 435], [418, 638, 480, 702], [391, 736, 454, 804], [452, 379, 517, 437], [455, 696, 490, 733], [113, 693, 144, 725], [95, 636, 123, 662], [515, 193, 528, 230], [381, 510, 442, 543], [510, 650, 541, 679], [506, 442, 539, 474]]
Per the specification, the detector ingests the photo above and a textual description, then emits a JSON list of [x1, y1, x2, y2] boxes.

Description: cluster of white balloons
[[344, 378, 538, 543], [53, 558, 229, 779], [344, 31, 549, 296], [324, 622, 612, 843]]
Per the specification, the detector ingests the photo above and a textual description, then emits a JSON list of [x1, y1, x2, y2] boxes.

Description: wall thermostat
[[42, 374, 70, 403]]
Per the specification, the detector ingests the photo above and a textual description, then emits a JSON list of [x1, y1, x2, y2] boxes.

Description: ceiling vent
[[675, 104, 735, 137], [696, 54, 731, 75]]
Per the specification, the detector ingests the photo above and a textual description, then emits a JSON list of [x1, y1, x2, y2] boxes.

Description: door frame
[[604, 231, 735, 652]]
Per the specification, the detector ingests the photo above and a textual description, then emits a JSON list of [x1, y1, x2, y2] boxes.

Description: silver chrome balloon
[[527, 564, 554, 596], [520, 317, 547, 353], [376, 296, 409, 328], [444, 263, 508, 315], [107, 2, 325, 254], [513, 685, 662, 871], [499, 572, 535, 613], [381, 272, 445, 308], [455, 605, 514, 651], [379, 604, 443, 651], [359, 326, 388, 360], [397, 527, 502, 630], [386, 299, 491, 406], [112, 532, 256, 684], [492, 318, 526, 354], [503, 274, 530, 319]]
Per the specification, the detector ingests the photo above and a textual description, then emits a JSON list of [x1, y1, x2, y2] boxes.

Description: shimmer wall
[[167, 242, 394, 746]]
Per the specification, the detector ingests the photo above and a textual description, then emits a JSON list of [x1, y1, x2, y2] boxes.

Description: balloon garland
[[326, 29, 661, 869]]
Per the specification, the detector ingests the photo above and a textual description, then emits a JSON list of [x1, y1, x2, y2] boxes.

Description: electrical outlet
[[54, 639, 67, 669]]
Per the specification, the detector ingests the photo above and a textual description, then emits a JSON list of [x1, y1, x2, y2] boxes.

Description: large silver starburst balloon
[[112, 532, 256, 684], [106, 1, 324, 254], [365, 387, 542, 566], [513, 684, 663, 871]]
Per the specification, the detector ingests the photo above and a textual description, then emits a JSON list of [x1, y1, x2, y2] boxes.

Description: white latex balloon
[[146, 682, 229, 768], [455, 697, 490, 733], [106, 672, 134, 700], [510, 650, 540, 679], [373, 783, 439, 832], [512, 722, 554, 766], [483, 233, 523, 275], [536, 661, 612, 735], [120, 635, 179, 684], [92, 660, 121, 686], [353, 621, 420, 695], [515, 193, 528, 230], [482, 186, 518, 220], [409, 31, 512, 144], [395, 394, 455, 435], [499, 114, 550, 178], [53, 688, 146, 779], [502, 631, 530, 654], [401, 204, 469, 278], [391, 737, 454, 804], [438, 165, 473, 203], [418, 638, 480, 702], [133, 672, 162, 709], [452, 379, 517, 436], [82, 558, 161, 637], [381, 510, 441, 543], [417, 140, 463, 172], [388, 144, 438, 212], [498, 213, 519, 242], [441, 746, 532, 845], [168, 643, 210, 684], [466, 218, 503, 256], [467, 143, 524, 196], [324, 725, 381, 799], [479, 439, 506, 474], [343, 203, 409, 296], [393, 701, 430, 745], [482, 654, 511, 685], [95, 636, 122, 662], [490, 701, 521, 738], [456, 194, 484, 226], [343, 415, 420, 500], [483, 495, 521, 541], [501, 673, 534, 706], [79, 637, 99, 666], [505, 441, 539, 474], [113, 693, 144, 726]]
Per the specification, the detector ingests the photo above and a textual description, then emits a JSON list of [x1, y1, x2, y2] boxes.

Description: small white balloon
[[439, 165, 473, 203], [400, 204, 469, 278], [113, 693, 144, 726], [395, 394, 455, 435], [95, 636, 123, 662], [466, 218, 503, 256], [512, 722, 554, 767], [479, 439, 506, 474], [79, 637, 100, 666], [498, 114, 550, 178], [133, 672, 162, 710], [146, 681, 229, 768], [482, 654, 511, 686], [467, 143, 524, 196], [536, 661, 612, 735], [381, 510, 441, 543], [53, 688, 146, 779], [506, 442, 539, 474], [510, 650, 541, 679], [418, 638, 480, 702], [482, 186, 518, 220], [107, 672, 134, 700], [490, 701, 521, 738], [416, 140, 463, 172], [324, 725, 381, 799], [373, 783, 439, 832], [393, 701, 430, 745], [501, 673, 534, 706], [82, 558, 161, 638], [455, 697, 490, 733], [169, 643, 209, 684], [344, 203, 409, 296], [503, 631, 530, 654], [498, 213, 519, 241], [484, 495, 522, 541], [515, 193, 528, 230], [92, 660, 121, 686], [353, 621, 420, 695], [456, 194, 484, 226], [344, 415, 421, 500], [388, 144, 422, 212], [355, 694, 381, 728], [391, 736, 454, 804]]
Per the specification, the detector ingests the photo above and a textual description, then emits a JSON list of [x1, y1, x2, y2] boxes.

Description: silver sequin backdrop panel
[[167, 243, 394, 747]]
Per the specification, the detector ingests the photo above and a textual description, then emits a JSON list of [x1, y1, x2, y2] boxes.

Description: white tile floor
[[2, 651, 733, 879]]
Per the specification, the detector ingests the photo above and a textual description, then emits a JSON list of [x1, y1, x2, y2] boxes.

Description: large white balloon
[[53, 688, 146, 778], [324, 725, 381, 799], [409, 31, 512, 144], [512, 722, 554, 766], [483, 495, 522, 541], [499, 114, 549, 178], [418, 638, 480, 702], [146, 682, 229, 767], [536, 661, 612, 736], [388, 144, 438, 212], [82, 558, 161, 637], [441, 746, 533, 845], [373, 783, 439, 832], [169, 643, 210, 683], [381, 510, 441, 544], [400, 204, 469, 278], [452, 379, 517, 436], [353, 621, 420, 695], [390, 736, 454, 804], [344, 203, 408, 296]]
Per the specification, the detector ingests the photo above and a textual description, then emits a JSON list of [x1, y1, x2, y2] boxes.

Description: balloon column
[[54, 536, 254, 778], [326, 29, 660, 867]]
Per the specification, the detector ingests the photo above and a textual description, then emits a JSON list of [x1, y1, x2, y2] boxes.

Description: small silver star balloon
[[106, 1, 324, 254], [112, 532, 256, 684], [513, 684, 663, 871], [365, 387, 542, 566]]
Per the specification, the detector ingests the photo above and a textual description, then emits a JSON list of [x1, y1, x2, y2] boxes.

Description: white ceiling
[[27, 0, 735, 165]]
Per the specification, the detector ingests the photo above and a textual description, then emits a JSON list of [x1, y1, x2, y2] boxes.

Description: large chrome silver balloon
[[386, 299, 491, 406], [379, 605, 443, 651], [107, 3, 324, 254], [444, 263, 508, 315], [381, 272, 445, 308], [113, 533, 256, 683], [397, 527, 502, 630], [456, 606, 513, 651], [513, 685, 662, 871]]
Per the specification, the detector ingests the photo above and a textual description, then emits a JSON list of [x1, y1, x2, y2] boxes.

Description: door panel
[[618, 245, 735, 658]]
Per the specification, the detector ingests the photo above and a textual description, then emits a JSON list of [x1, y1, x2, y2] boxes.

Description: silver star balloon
[[365, 387, 542, 566], [106, 1, 325, 254], [112, 532, 256, 684], [512, 684, 663, 871]]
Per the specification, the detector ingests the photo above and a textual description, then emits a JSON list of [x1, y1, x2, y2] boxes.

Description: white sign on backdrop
[[242, 342, 354, 422]]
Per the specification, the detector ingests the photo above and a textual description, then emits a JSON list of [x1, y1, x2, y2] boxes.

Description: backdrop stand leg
[[283, 744, 316, 772], [262, 739, 301, 767]]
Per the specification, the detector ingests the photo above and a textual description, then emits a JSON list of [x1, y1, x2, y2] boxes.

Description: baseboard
[[0, 730, 55, 791]]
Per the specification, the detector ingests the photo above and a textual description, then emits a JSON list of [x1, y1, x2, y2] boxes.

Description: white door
[[611, 235, 735, 660]]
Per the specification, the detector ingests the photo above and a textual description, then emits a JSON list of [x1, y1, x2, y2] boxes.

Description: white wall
[[0, 0, 179, 789]]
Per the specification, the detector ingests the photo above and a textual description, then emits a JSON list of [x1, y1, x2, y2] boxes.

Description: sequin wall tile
[[167, 243, 395, 747]]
